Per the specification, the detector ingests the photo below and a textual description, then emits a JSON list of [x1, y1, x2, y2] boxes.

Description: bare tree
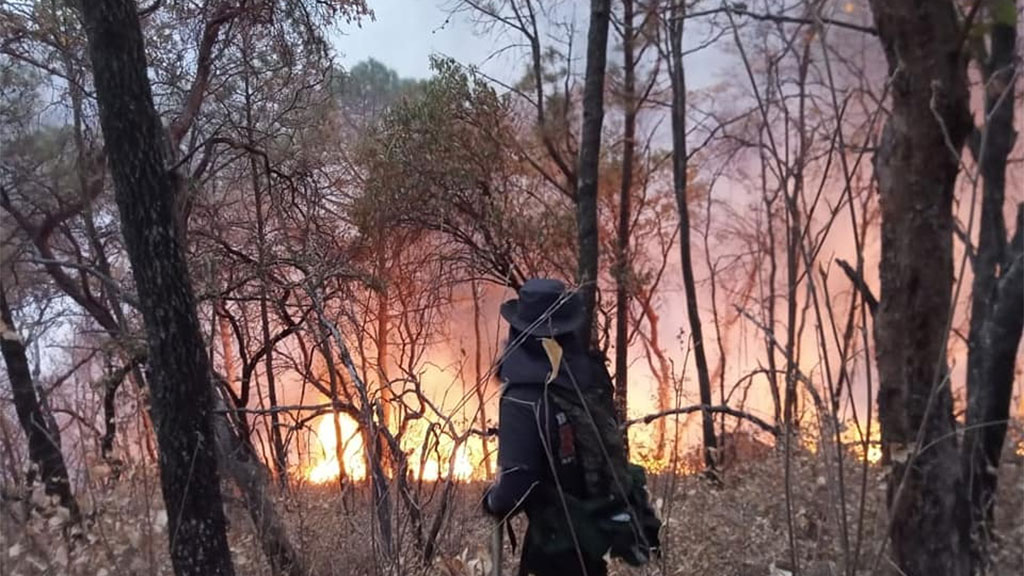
[[614, 0, 639, 427], [666, 0, 717, 470]]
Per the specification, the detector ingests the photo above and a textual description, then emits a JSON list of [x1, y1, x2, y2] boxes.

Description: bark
[[667, 0, 716, 470], [866, 1, 972, 574], [78, 0, 235, 573], [575, 0, 611, 348], [614, 0, 637, 434], [965, 210, 1023, 572], [99, 357, 143, 458], [0, 283, 81, 525], [962, 8, 1020, 572]]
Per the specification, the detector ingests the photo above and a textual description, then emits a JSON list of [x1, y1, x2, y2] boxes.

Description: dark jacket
[[484, 333, 607, 576], [485, 333, 590, 517]]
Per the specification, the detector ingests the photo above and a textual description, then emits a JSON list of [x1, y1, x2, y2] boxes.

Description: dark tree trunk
[[614, 0, 636, 434], [0, 283, 81, 525], [667, 0, 716, 470], [866, 1, 972, 574], [575, 0, 611, 349], [78, 0, 235, 573], [962, 10, 1021, 573]]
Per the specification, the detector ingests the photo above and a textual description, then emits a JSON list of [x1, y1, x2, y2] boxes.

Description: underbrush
[[1, 430, 1021, 575]]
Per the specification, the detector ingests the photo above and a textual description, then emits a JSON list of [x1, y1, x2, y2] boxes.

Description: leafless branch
[[836, 259, 878, 316], [677, 5, 877, 36], [625, 404, 780, 436]]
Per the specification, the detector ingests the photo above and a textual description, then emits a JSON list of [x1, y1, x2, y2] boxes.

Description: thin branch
[[677, 5, 877, 36], [836, 259, 878, 316], [625, 404, 780, 436]]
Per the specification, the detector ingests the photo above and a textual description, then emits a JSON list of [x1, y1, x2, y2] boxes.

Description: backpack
[[533, 339, 662, 567]]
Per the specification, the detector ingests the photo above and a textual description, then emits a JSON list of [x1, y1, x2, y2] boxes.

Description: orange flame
[[307, 413, 367, 483], [305, 413, 493, 483], [840, 423, 882, 464]]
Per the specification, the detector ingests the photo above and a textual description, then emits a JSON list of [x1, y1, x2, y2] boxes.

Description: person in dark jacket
[[482, 278, 608, 576]]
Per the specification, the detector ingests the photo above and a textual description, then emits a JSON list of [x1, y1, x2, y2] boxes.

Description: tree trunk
[[471, 280, 493, 475], [78, 0, 235, 573], [575, 0, 611, 348], [866, 1, 972, 574], [962, 9, 1020, 572], [667, 0, 717, 471], [211, 383, 316, 576], [964, 208, 1023, 572], [614, 0, 636, 437], [0, 283, 81, 525]]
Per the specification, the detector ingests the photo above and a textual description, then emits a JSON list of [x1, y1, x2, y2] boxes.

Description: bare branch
[[677, 5, 877, 36], [624, 404, 780, 436], [836, 259, 878, 316]]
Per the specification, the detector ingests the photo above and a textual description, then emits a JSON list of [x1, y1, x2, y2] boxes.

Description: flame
[[307, 413, 367, 483], [413, 444, 475, 482], [840, 423, 882, 464], [305, 411, 494, 483]]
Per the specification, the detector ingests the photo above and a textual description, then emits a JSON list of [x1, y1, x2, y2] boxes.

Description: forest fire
[[304, 402, 890, 486], [307, 413, 367, 483], [305, 413, 483, 483], [842, 424, 883, 465]]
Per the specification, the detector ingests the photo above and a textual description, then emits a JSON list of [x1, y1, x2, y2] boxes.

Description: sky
[[329, 0, 726, 88], [330, 0, 518, 80]]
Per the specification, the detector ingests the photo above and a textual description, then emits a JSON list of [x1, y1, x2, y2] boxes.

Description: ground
[[1, 429, 1021, 575]]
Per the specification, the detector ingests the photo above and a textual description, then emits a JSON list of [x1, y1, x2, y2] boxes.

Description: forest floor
[[1, 426, 1021, 576]]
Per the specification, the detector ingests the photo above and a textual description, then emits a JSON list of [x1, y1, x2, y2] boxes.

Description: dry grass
[[1, 429, 1021, 576]]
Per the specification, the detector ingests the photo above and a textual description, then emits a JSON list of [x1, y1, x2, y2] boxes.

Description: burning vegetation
[[1, 0, 1022, 575]]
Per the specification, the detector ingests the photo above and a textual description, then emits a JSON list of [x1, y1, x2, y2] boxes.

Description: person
[[482, 278, 609, 576]]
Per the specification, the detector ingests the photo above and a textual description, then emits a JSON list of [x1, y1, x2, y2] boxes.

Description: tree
[[613, 0, 637, 430], [961, 3, 1022, 571], [0, 280, 81, 527], [866, 0, 972, 574], [666, 0, 717, 470], [78, 0, 235, 572], [576, 0, 612, 348]]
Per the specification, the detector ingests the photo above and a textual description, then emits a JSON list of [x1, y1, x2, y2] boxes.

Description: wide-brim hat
[[499, 278, 585, 337]]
